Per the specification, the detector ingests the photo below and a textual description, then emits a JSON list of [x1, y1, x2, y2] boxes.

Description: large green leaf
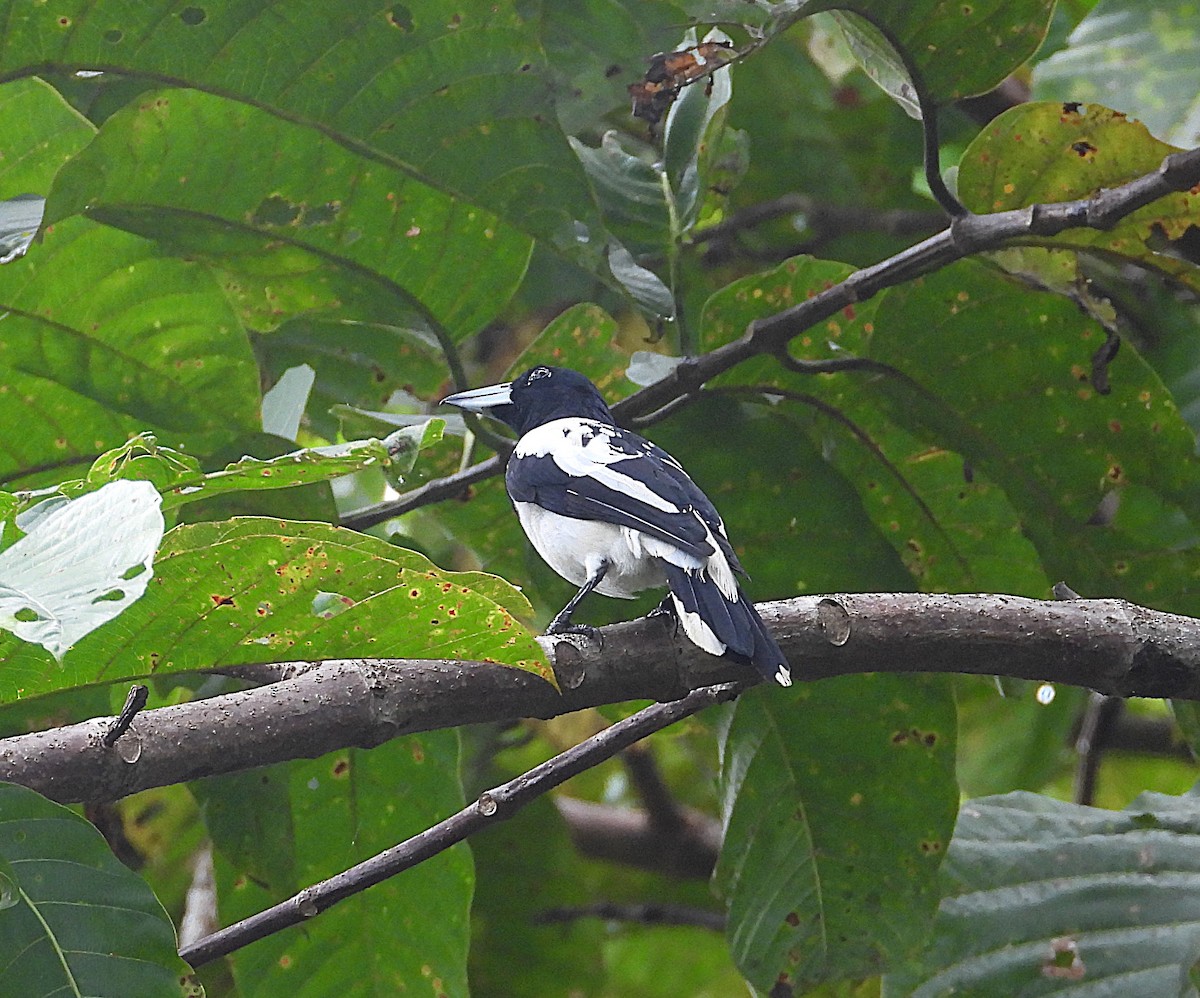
[[1032, 0, 1200, 148], [887, 786, 1200, 996], [715, 675, 958, 993], [820, 0, 1055, 112], [210, 732, 472, 997], [871, 261, 1200, 613], [0, 215, 260, 481], [47, 87, 531, 340], [680, 0, 1054, 111], [0, 78, 94, 193], [0, 781, 190, 997], [650, 395, 914, 598], [0, 517, 549, 703], [958, 101, 1200, 294], [701, 255, 1051, 596], [0, 1, 602, 254]]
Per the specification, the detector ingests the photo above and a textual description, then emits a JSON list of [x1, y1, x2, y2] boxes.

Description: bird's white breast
[[513, 502, 668, 597]]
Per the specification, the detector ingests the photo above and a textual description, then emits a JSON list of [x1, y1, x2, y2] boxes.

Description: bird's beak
[[440, 382, 513, 412]]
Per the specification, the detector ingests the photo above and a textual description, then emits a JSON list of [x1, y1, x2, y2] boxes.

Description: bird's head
[[440, 366, 615, 435]]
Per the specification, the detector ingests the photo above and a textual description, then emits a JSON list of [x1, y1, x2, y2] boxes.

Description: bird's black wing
[[507, 420, 715, 560]]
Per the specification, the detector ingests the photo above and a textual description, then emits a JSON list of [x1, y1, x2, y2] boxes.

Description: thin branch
[[8, 594, 1200, 805], [623, 743, 685, 832], [535, 901, 726, 932], [340, 452, 503, 530], [339, 147, 1200, 527], [690, 193, 944, 247], [1074, 693, 1124, 806], [177, 682, 743, 968], [555, 796, 720, 878]]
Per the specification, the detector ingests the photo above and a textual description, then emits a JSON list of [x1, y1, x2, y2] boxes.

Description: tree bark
[[3, 593, 1199, 804]]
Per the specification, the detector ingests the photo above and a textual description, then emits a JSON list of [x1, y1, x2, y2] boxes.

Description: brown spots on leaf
[[211, 594, 236, 607], [1071, 141, 1097, 158], [331, 757, 350, 778], [920, 839, 943, 854], [784, 911, 801, 927]]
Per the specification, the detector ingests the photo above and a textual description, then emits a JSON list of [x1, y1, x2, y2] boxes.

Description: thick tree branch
[[4, 594, 1200, 805], [340, 146, 1200, 530]]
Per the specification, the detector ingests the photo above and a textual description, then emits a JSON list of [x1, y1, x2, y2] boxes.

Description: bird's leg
[[647, 593, 680, 637], [546, 562, 608, 645]]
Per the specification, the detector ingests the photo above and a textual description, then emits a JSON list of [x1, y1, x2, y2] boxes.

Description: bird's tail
[[663, 565, 791, 687]]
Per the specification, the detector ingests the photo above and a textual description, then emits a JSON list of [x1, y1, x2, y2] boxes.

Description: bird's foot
[[545, 620, 604, 648], [647, 595, 680, 637]]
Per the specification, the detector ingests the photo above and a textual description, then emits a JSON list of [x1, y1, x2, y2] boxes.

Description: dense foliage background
[[0, 0, 1198, 995]]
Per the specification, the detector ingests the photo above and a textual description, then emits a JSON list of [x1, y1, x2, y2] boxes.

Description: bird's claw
[[647, 596, 680, 637], [545, 621, 604, 648]]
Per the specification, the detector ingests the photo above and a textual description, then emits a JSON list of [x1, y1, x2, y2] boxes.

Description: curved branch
[[340, 146, 1200, 527], [4, 593, 1200, 805]]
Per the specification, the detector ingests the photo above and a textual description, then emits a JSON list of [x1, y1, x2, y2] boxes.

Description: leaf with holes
[[1033, 0, 1200, 148], [714, 675, 958, 992], [47, 87, 532, 341], [5, 1, 602, 256], [700, 255, 1051, 596], [0, 481, 164, 660], [0, 517, 549, 704], [886, 787, 1200, 996], [0, 781, 191, 997], [958, 101, 1200, 294], [871, 260, 1200, 613]]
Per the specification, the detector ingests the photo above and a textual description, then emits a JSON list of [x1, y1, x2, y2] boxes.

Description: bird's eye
[[529, 367, 552, 382]]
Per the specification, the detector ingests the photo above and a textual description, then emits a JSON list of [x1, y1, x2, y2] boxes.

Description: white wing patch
[[518, 419, 682, 514]]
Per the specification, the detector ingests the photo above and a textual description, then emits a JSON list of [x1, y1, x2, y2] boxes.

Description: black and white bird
[[442, 365, 791, 686]]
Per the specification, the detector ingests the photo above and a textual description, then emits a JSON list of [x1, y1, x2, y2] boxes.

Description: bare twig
[[177, 682, 743, 968], [623, 744, 685, 832], [556, 796, 721, 878], [535, 901, 726, 932], [1074, 693, 1124, 806], [7, 594, 1200, 805], [102, 685, 148, 748], [690, 194, 944, 247]]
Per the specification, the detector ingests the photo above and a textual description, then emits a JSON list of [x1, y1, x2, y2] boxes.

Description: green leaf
[[649, 395, 914, 597], [701, 255, 1050, 596], [2, 0, 602, 256], [0, 78, 95, 193], [0, 216, 260, 479], [957, 101, 1200, 294], [211, 733, 472, 997], [193, 767, 297, 899], [0, 517, 550, 703], [1032, 0, 1200, 148], [0, 781, 190, 997], [714, 675, 958, 992], [47, 87, 532, 340], [506, 302, 636, 398], [887, 787, 1200, 996], [871, 260, 1200, 612], [0, 481, 164, 660], [812, 1, 1056, 109]]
